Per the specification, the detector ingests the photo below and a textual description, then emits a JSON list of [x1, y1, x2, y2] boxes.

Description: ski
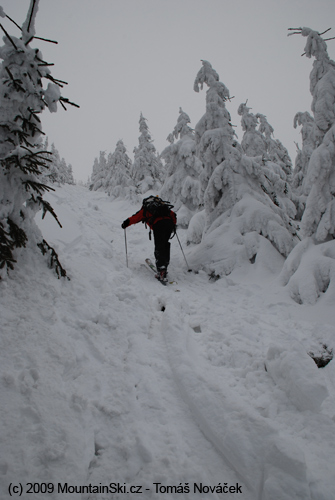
[[145, 258, 167, 286]]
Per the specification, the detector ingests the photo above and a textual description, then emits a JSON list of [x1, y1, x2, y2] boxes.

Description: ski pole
[[175, 231, 191, 272], [124, 228, 128, 267]]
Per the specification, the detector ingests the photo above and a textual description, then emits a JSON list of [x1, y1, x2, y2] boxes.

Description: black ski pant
[[153, 219, 174, 271]]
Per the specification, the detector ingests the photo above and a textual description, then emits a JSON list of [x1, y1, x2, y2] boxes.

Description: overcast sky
[[1, 0, 335, 181]]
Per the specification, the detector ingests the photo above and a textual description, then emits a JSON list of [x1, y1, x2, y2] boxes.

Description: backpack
[[142, 196, 174, 226]]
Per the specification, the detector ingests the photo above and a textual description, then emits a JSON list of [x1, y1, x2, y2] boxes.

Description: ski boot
[[155, 266, 168, 283]]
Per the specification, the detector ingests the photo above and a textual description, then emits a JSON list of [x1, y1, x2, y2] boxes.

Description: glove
[[121, 219, 130, 229]]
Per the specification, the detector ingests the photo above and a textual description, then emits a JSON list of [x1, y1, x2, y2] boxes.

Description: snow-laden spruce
[[292, 27, 335, 239], [132, 113, 163, 194], [279, 28, 335, 304], [90, 151, 108, 192], [187, 97, 297, 276], [160, 108, 202, 227], [39, 138, 74, 186], [291, 111, 321, 219], [238, 102, 267, 157], [193, 60, 235, 201], [257, 113, 293, 181], [238, 102, 295, 218], [105, 140, 137, 201], [0, 0, 77, 278]]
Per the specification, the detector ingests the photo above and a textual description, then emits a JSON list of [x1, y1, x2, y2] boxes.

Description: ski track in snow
[[1, 185, 335, 500]]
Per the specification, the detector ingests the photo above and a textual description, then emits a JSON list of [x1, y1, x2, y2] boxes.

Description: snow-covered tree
[[160, 108, 202, 227], [0, 1, 77, 278], [238, 103, 295, 218], [132, 113, 162, 194], [291, 111, 321, 218], [90, 151, 107, 192], [187, 80, 298, 274], [193, 60, 235, 200], [256, 113, 293, 180], [105, 139, 136, 200], [66, 163, 75, 185], [288, 28, 335, 240], [39, 140, 74, 185], [278, 28, 335, 304], [187, 137, 298, 275], [89, 157, 100, 190], [238, 102, 267, 157]]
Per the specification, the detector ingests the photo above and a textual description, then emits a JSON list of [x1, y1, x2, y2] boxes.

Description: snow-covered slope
[[1, 185, 334, 500]]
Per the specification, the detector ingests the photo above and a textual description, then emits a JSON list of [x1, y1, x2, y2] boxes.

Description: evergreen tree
[[132, 113, 162, 194], [40, 138, 75, 185], [256, 113, 293, 180], [89, 157, 100, 190], [193, 60, 235, 200], [66, 163, 75, 185], [291, 111, 320, 219], [278, 28, 335, 304], [289, 28, 335, 240], [0, 1, 77, 278], [91, 151, 107, 191], [161, 108, 202, 227], [238, 102, 266, 157], [188, 86, 298, 271], [105, 139, 136, 200], [238, 103, 295, 219]]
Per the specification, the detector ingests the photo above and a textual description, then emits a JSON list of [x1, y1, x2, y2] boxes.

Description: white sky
[[1, 0, 335, 181]]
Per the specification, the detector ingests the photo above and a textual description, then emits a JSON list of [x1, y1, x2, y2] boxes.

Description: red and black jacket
[[127, 207, 177, 230]]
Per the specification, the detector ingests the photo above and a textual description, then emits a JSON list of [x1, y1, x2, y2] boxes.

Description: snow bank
[[278, 238, 335, 304], [266, 344, 328, 411], [187, 198, 285, 278]]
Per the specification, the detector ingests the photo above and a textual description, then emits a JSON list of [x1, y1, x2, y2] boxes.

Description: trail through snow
[[1, 185, 334, 500]]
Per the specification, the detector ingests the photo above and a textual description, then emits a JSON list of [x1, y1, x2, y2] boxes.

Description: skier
[[121, 196, 177, 282]]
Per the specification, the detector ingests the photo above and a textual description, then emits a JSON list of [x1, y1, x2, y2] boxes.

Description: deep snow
[[0, 184, 334, 500]]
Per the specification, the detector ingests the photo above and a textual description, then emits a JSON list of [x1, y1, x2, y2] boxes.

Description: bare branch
[[319, 28, 332, 36], [34, 36, 58, 44], [287, 27, 302, 36], [5, 14, 22, 32], [27, 0, 37, 34], [0, 23, 18, 49]]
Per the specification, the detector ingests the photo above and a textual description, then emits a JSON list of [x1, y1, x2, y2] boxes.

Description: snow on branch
[[37, 239, 69, 280]]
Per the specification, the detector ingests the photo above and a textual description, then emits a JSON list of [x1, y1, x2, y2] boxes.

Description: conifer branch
[[44, 73, 68, 87], [38, 62, 55, 67], [59, 97, 80, 109], [4, 14, 22, 32], [23, 180, 55, 196], [24, 36, 34, 46], [7, 218, 28, 248], [0, 219, 28, 274], [319, 28, 332, 36], [287, 27, 302, 36], [27, 0, 37, 34], [37, 239, 69, 279], [34, 36, 58, 44], [0, 23, 18, 49], [0, 221, 16, 271], [5, 66, 26, 93], [34, 195, 62, 228], [4, 13, 58, 45]]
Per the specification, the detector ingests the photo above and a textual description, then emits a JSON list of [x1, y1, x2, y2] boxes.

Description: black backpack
[[142, 196, 174, 226]]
